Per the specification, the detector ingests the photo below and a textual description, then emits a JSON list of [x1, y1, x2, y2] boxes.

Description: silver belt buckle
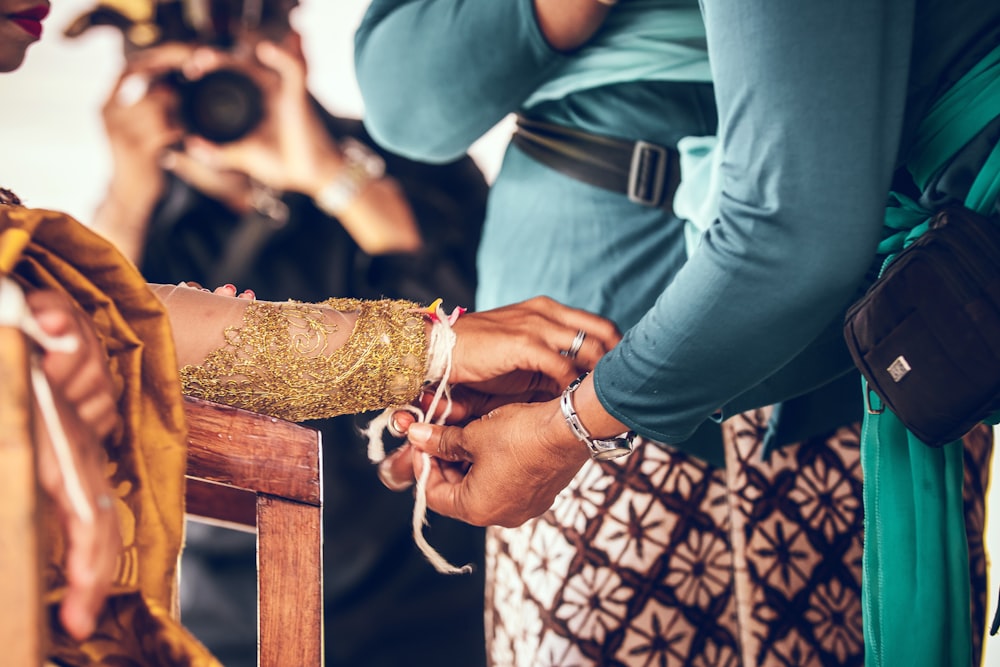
[[628, 140, 669, 207]]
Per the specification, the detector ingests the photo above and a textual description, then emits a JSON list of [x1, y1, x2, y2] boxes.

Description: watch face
[[588, 438, 634, 461], [592, 446, 632, 461]]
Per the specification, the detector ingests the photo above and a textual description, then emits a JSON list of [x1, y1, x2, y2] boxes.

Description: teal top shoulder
[[355, 0, 710, 160]]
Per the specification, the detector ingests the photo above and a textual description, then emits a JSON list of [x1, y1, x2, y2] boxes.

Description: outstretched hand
[[448, 295, 621, 399], [27, 290, 123, 640]]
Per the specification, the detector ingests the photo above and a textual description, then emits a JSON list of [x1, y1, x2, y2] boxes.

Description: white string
[[362, 404, 423, 464], [0, 279, 79, 354], [0, 278, 92, 524], [31, 364, 94, 525], [363, 303, 471, 574]]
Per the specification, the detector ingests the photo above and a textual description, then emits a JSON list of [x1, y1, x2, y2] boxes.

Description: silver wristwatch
[[560, 372, 636, 461], [314, 138, 386, 217]]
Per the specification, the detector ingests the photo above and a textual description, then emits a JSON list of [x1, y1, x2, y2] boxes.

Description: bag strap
[[908, 47, 1000, 194], [876, 43, 1000, 268]]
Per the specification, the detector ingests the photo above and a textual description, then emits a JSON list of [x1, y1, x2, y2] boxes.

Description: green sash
[[862, 43, 1000, 667]]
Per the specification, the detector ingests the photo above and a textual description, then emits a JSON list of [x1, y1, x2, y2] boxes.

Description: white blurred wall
[[0, 1, 996, 663]]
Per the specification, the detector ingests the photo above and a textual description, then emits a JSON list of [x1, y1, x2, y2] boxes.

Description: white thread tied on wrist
[[0, 278, 94, 524], [363, 300, 472, 575]]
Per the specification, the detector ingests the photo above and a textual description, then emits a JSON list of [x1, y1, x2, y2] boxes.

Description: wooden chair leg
[[183, 397, 324, 666], [257, 495, 324, 667], [0, 327, 44, 666]]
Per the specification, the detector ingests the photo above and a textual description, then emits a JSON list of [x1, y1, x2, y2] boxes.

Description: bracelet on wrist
[[314, 138, 386, 218], [560, 372, 636, 461]]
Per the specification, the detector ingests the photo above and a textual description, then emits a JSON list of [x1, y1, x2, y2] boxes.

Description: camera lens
[[177, 69, 264, 144]]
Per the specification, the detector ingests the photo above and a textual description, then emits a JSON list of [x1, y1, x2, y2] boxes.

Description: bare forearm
[[299, 148, 422, 256]]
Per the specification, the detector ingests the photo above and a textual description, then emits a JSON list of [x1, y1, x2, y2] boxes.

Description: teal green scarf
[[862, 43, 1000, 667]]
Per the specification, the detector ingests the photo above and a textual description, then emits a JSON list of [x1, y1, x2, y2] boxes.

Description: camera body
[[165, 67, 265, 144], [151, 0, 270, 144]]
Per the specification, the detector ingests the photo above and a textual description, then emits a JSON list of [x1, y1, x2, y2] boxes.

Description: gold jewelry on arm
[[180, 297, 427, 422]]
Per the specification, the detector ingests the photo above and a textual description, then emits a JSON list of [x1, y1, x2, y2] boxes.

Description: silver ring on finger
[[96, 494, 115, 511], [561, 329, 587, 359], [386, 415, 406, 439]]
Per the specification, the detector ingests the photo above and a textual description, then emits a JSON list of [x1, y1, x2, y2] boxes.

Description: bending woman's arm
[[151, 284, 620, 422], [594, 0, 913, 446]]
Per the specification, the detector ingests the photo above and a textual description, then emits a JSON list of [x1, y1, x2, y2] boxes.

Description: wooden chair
[[183, 395, 324, 667]]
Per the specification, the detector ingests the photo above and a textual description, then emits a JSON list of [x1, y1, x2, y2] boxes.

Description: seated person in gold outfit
[[0, 5, 619, 664]]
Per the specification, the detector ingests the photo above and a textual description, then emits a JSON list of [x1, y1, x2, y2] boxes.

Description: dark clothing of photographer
[[140, 110, 489, 667]]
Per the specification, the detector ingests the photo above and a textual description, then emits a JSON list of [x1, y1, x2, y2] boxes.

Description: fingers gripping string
[[363, 404, 423, 464], [0, 278, 94, 524], [362, 299, 472, 575]]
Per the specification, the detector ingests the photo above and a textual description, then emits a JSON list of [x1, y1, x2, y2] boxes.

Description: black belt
[[511, 114, 681, 208]]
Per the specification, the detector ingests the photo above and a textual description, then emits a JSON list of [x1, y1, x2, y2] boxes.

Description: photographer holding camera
[[69, 2, 489, 666]]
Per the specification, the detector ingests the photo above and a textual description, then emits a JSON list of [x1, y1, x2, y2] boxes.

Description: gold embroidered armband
[[180, 298, 427, 422]]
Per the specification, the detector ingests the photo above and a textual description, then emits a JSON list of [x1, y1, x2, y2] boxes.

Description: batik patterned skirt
[[485, 409, 991, 667]]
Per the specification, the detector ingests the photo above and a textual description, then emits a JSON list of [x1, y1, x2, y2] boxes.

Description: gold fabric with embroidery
[[180, 297, 428, 422], [0, 203, 220, 666]]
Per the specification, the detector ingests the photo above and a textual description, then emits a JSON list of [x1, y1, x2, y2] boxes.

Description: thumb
[[406, 422, 473, 463], [182, 137, 225, 169], [175, 140, 249, 183]]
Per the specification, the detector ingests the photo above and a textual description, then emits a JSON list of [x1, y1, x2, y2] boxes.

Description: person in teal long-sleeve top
[[357, 1, 997, 665]]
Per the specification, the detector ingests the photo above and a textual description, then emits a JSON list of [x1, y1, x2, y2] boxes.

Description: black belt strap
[[511, 114, 680, 208]]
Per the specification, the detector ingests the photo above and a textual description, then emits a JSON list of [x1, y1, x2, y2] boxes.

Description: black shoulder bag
[[843, 205, 1000, 447]]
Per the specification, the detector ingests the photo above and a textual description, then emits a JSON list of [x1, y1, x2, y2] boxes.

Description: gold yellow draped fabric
[[0, 203, 219, 666]]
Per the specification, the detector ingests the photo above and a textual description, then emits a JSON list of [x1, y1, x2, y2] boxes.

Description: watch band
[[560, 372, 636, 461], [314, 137, 386, 217]]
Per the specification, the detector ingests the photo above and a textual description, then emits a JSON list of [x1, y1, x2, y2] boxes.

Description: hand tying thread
[[363, 299, 471, 575], [0, 278, 93, 523]]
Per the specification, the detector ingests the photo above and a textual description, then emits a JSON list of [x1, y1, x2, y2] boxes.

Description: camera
[[165, 68, 265, 144], [152, 0, 270, 144]]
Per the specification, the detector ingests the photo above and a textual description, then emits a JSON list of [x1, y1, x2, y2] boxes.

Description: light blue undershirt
[[524, 0, 710, 108]]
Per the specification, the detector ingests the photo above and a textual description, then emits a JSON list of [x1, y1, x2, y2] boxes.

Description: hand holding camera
[[99, 41, 259, 225], [177, 38, 349, 201]]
